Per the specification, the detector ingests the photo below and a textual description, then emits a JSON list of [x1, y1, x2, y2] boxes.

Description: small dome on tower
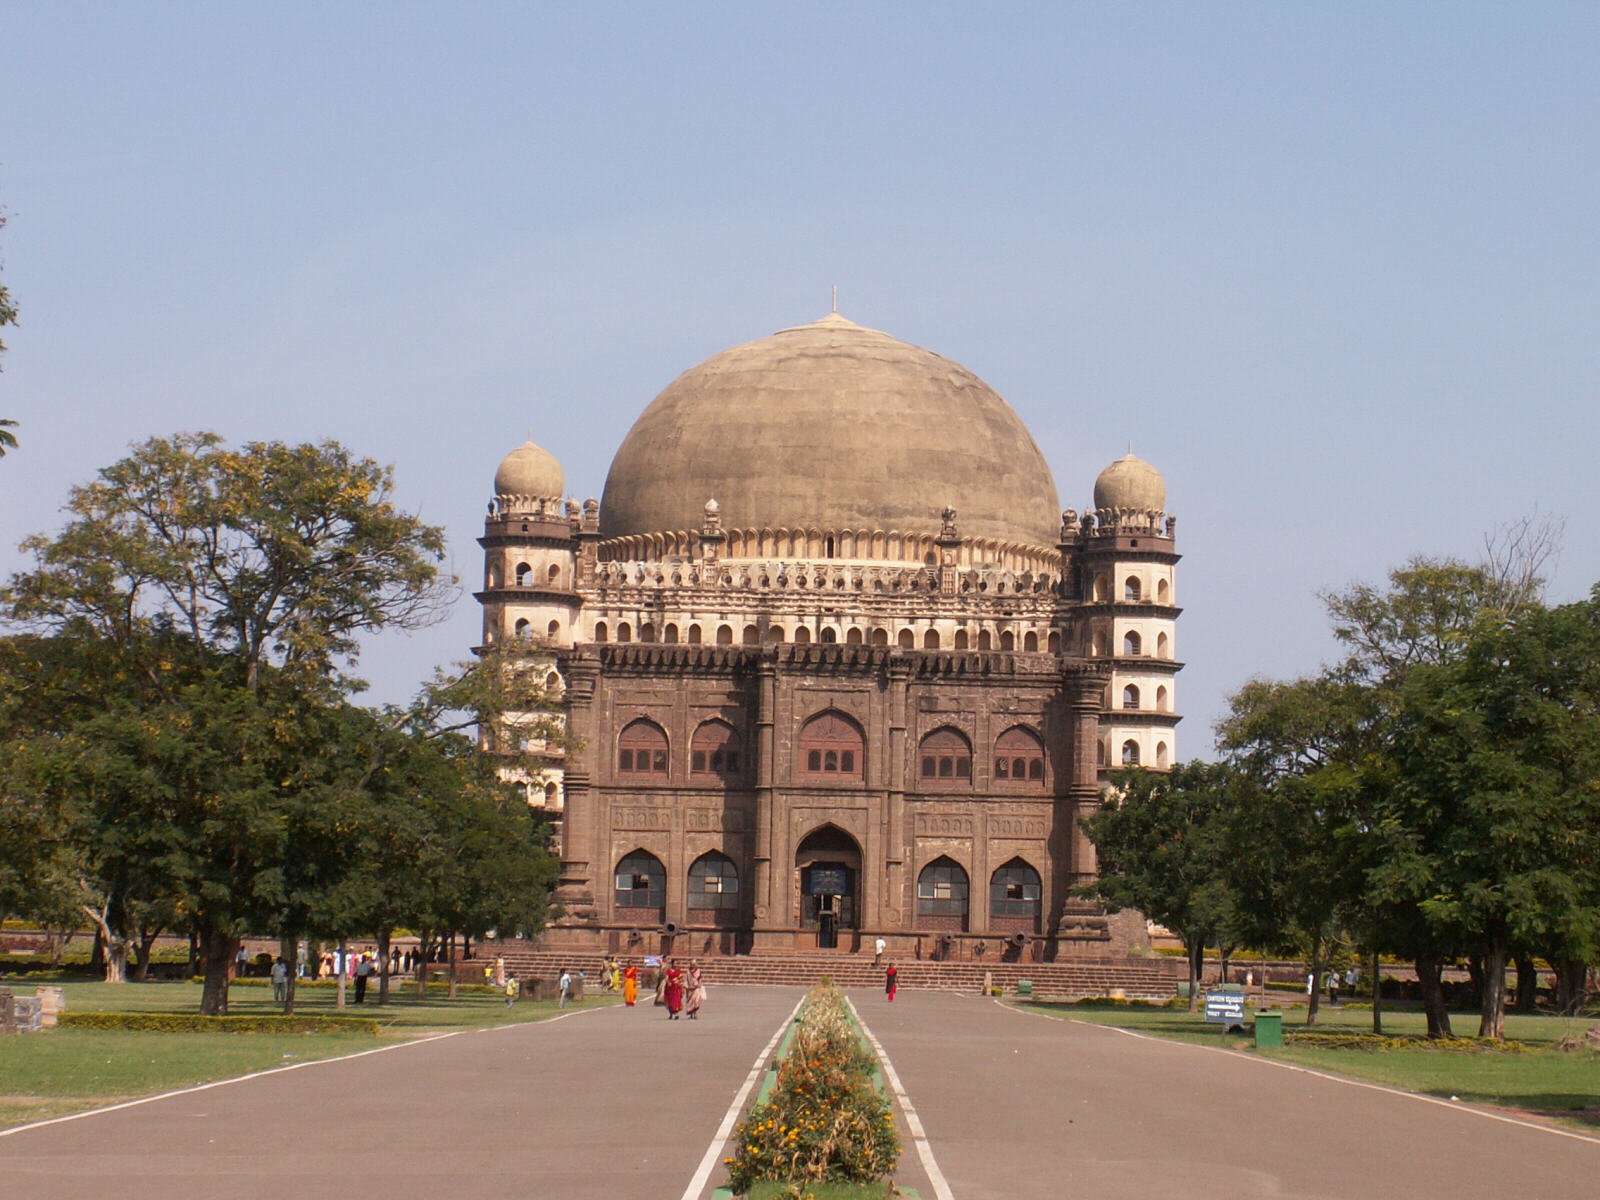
[[1093, 452, 1165, 512], [494, 440, 565, 500]]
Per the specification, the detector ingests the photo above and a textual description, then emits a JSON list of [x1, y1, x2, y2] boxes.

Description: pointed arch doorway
[[795, 824, 861, 949]]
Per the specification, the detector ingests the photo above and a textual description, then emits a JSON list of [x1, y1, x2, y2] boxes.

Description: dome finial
[[831, 284, 837, 314]]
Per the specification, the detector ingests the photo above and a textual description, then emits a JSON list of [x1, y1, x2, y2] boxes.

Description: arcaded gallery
[[477, 312, 1181, 959]]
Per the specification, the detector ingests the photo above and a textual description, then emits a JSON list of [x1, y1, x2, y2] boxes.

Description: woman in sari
[[683, 961, 706, 1020], [663, 959, 685, 1019], [622, 961, 639, 1007]]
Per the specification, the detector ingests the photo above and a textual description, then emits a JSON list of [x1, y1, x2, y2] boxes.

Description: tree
[[1081, 761, 1239, 1010], [1, 206, 17, 454], [2, 435, 452, 1012]]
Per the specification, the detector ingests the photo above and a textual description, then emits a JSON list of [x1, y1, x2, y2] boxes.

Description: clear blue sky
[[2, 4, 1596, 753]]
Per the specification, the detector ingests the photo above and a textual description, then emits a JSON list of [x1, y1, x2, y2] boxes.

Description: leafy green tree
[[1, 207, 17, 455], [1081, 761, 1240, 1010], [2, 434, 451, 1012]]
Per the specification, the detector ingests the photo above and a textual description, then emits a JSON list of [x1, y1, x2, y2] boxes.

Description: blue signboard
[[808, 867, 848, 895], [1204, 992, 1248, 1025]]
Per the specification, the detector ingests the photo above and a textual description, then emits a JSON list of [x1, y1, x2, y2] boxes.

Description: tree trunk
[[1513, 953, 1538, 1012], [1304, 932, 1322, 1027], [282, 935, 298, 1015], [81, 902, 128, 984], [376, 928, 392, 1006], [188, 927, 199, 978], [1415, 949, 1453, 1038], [1370, 945, 1383, 1036], [1465, 956, 1485, 1011], [1478, 936, 1509, 1040], [1183, 937, 1202, 1012], [1554, 957, 1589, 1016], [448, 932, 459, 1001], [416, 929, 430, 999], [199, 931, 234, 1014], [132, 926, 160, 981]]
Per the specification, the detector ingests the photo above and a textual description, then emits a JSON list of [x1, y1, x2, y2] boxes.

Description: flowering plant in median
[[725, 983, 900, 1195]]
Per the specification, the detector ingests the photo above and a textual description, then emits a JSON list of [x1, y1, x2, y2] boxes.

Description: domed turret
[[1093, 452, 1165, 513], [494, 439, 565, 501]]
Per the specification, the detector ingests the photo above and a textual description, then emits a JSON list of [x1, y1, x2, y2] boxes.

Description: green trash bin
[[1254, 1009, 1283, 1048], [1016, 979, 1033, 996]]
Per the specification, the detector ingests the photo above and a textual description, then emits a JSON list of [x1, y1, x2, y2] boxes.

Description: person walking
[[558, 967, 573, 1009], [874, 936, 886, 966], [504, 977, 519, 1008], [885, 963, 898, 1002], [663, 959, 685, 1019], [353, 953, 373, 1004], [271, 956, 289, 1003], [684, 961, 706, 1019], [623, 961, 639, 1007]]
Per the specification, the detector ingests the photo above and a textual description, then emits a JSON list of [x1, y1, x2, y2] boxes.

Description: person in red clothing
[[664, 959, 685, 1019], [885, 963, 898, 1001]]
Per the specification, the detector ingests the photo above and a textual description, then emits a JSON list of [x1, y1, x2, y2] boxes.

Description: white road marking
[[1002, 999, 1600, 1146], [849, 999, 957, 1200], [679, 994, 806, 1200], [0, 1003, 607, 1139]]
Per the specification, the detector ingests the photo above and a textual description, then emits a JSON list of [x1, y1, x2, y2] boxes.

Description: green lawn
[[0, 974, 617, 1129], [1026, 1000, 1600, 1128]]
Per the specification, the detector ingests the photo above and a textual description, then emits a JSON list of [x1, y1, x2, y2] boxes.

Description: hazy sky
[[2, 4, 1596, 754]]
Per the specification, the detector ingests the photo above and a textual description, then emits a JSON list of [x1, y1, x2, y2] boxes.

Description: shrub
[[725, 984, 899, 1194], [59, 1012, 380, 1035]]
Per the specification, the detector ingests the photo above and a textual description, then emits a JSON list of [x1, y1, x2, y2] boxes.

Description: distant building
[[477, 313, 1179, 958]]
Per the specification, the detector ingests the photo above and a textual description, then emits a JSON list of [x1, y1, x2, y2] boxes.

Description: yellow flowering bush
[[725, 984, 900, 1195]]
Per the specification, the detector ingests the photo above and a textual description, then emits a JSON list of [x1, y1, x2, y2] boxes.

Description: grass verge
[[1025, 1000, 1600, 1129], [0, 974, 617, 1130]]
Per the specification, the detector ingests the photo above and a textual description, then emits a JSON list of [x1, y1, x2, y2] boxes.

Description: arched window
[[1000, 630, 1015, 651], [1122, 631, 1141, 656], [615, 850, 665, 911], [547, 619, 561, 638], [977, 630, 992, 651], [820, 626, 838, 644], [954, 629, 969, 650], [1158, 578, 1170, 603], [923, 629, 940, 650], [514, 618, 531, 639], [639, 621, 656, 643], [1098, 739, 1107, 766], [543, 781, 559, 807], [1093, 574, 1109, 602], [617, 622, 632, 644], [515, 562, 532, 586], [872, 628, 889, 647], [1156, 685, 1168, 712], [716, 624, 733, 645], [688, 852, 740, 914], [1124, 576, 1142, 602], [916, 857, 969, 928], [766, 625, 785, 643], [663, 623, 679, 643], [743, 624, 759, 645], [1023, 631, 1038, 651], [593, 621, 608, 643], [1157, 631, 1170, 658], [918, 727, 972, 784], [687, 623, 702, 644], [990, 859, 1042, 919], [1156, 741, 1169, 768], [799, 710, 865, 780], [1123, 684, 1140, 710], [691, 720, 743, 781], [548, 563, 561, 583], [1047, 631, 1061, 653], [898, 629, 915, 649], [844, 627, 861, 645], [1122, 739, 1140, 766], [995, 726, 1046, 784], [1093, 631, 1109, 657], [617, 720, 669, 777]]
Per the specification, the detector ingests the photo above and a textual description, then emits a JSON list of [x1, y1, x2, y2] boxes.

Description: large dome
[[599, 313, 1060, 551]]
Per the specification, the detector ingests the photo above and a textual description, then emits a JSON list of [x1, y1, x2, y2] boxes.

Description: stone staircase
[[477, 942, 1178, 1001]]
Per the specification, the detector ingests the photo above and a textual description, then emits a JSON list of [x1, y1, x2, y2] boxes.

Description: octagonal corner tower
[[598, 313, 1061, 557]]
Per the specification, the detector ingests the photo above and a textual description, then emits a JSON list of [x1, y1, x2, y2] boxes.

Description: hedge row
[[1284, 1030, 1533, 1053], [59, 1012, 381, 1035]]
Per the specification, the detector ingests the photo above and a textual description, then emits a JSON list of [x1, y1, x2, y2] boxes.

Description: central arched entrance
[[795, 824, 861, 949]]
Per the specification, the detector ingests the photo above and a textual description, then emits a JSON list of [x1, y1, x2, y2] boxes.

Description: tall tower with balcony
[[1069, 453, 1181, 780]]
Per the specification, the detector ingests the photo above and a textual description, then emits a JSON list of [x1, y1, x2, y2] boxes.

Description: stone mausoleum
[[477, 312, 1180, 960]]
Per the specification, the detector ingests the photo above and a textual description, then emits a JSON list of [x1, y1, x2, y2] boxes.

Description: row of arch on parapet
[[1102, 738, 1170, 769], [1087, 629, 1171, 658], [1090, 574, 1172, 604], [614, 711, 1050, 788], [1117, 683, 1172, 712], [594, 620, 1063, 654], [591, 560, 1059, 595], [598, 528, 1059, 574], [612, 847, 1046, 922]]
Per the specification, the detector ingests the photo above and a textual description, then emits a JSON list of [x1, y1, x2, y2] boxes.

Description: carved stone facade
[[477, 314, 1181, 959]]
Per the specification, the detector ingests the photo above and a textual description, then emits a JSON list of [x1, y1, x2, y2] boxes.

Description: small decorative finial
[[831, 285, 837, 314], [1127, 440, 1133, 455]]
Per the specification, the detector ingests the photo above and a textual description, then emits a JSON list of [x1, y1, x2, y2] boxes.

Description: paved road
[[852, 988, 1600, 1199], [5, 986, 1600, 1199]]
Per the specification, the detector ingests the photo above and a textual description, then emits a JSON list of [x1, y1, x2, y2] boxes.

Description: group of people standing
[[601, 956, 706, 1019]]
